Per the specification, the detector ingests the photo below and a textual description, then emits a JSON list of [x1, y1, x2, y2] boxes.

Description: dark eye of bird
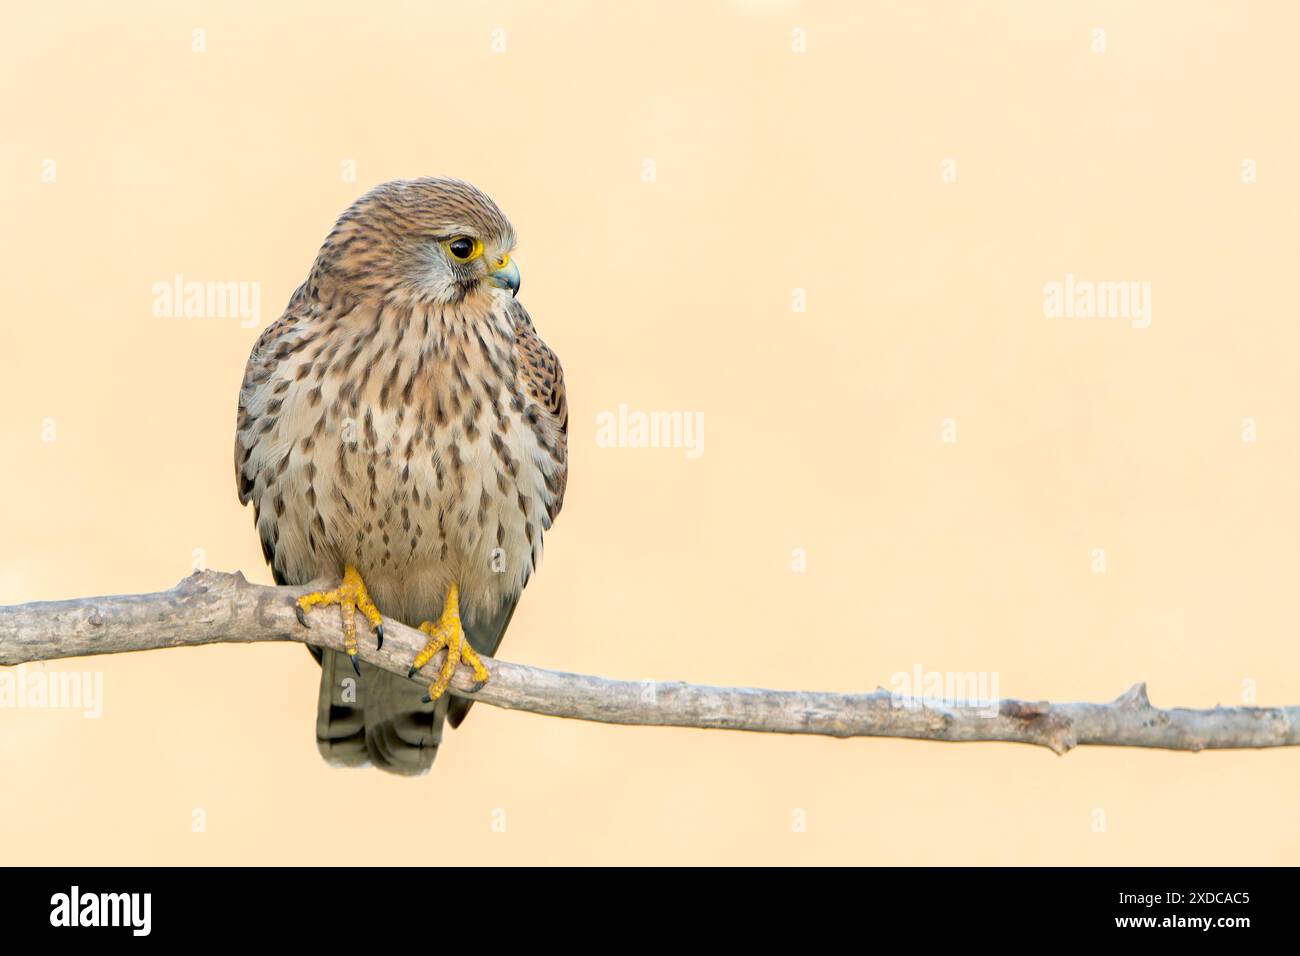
[[449, 237, 474, 260]]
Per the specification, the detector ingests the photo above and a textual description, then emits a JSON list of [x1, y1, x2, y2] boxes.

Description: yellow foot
[[295, 565, 385, 675], [408, 582, 490, 704]]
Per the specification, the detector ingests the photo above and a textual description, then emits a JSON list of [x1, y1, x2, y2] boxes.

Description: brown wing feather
[[232, 290, 314, 582], [510, 302, 568, 519], [449, 302, 567, 731], [233, 291, 309, 506]]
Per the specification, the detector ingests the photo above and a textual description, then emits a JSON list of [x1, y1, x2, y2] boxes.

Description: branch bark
[[0, 570, 1295, 755]]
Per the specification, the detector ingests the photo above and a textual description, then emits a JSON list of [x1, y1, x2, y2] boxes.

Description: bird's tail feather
[[315, 649, 445, 776]]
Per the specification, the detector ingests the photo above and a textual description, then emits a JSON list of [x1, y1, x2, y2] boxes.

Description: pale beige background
[[2, 0, 1298, 865]]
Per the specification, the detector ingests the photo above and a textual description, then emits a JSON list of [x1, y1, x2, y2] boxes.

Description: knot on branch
[[999, 699, 1076, 754], [175, 569, 247, 598], [1000, 699, 1049, 720]]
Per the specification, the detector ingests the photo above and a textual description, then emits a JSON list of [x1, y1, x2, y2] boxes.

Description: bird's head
[[316, 177, 520, 306]]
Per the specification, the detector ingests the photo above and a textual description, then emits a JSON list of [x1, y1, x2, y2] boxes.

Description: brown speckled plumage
[[234, 179, 567, 774]]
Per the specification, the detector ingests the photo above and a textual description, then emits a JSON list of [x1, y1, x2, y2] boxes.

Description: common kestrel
[[234, 178, 567, 775]]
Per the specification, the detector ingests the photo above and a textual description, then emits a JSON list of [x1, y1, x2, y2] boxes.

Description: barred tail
[[315, 649, 445, 776]]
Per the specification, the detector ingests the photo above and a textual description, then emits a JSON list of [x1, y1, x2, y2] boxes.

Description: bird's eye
[[446, 236, 481, 262]]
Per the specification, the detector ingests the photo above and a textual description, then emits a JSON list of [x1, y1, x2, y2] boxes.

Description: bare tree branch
[[0, 570, 1295, 755]]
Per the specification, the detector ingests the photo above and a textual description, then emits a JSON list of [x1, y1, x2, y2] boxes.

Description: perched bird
[[234, 178, 567, 775]]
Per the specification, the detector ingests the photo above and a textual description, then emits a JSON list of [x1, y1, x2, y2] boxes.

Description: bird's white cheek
[[405, 250, 460, 302]]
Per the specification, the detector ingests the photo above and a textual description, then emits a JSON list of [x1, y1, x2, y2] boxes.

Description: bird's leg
[[294, 565, 385, 675], [408, 582, 490, 704]]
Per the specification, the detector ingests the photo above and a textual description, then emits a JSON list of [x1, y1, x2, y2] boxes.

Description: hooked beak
[[488, 255, 520, 297]]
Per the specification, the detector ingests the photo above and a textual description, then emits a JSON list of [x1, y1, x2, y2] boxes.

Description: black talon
[[295, 605, 309, 628], [420, 693, 432, 704], [350, 653, 361, 676], [467, 679, 488, 695], [375, 622, 384, 650], [407, 665, 418, 679]]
